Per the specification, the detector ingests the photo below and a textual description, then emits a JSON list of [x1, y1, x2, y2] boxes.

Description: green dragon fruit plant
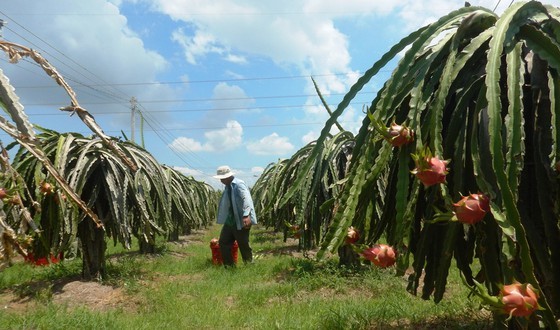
[[263, 2, 560, 328]]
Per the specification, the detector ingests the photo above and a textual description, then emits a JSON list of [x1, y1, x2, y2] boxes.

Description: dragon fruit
[[386, 122, 414, 147], [501, 282, 539, 317], [290, 225, 303, 239], [453, 193, 490, 225], [345, 226, 360, 244], [210, 238, 219, 247], [362, 244, 396, 268], [411, 149, 449, 187]]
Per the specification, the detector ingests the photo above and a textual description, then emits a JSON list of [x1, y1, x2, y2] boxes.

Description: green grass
[[0, 226, 492, 329]]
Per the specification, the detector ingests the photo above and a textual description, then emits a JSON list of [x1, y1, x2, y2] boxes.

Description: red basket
[[210, 239, 238, 265]]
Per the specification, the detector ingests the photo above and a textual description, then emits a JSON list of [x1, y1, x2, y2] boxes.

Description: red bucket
[[210, 239, 238, 265], [24, 252, 62, 266]]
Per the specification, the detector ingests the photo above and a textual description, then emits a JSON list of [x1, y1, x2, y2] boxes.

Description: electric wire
[[2, 11, 349, 172], [13, 71, 391, 88], [1, 12, 216, 172], [0, 7, 383, 175], [0, 10, 132, 103], [135, 106, 216, 176], [22, 101, 369, 116], [20, 91, 376, 107], [493, 0, 503, 11], [0, 56, 128, 107]]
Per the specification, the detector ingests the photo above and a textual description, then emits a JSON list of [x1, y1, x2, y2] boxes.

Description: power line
[[20, 91, 376, 107], [0, 59, 135, 113], [3, 67, 212, 175], [0, 12, 218, 174], [12, 71, 391, 88], [0, 121, 352, 139], [0, 9, 134, 94], [136, 121, 335, 132], [2, 7, 483, 17], [493, 0, 503, 11], [0, 56, 126, 105], [139, 107, 208, 169], [1, 23, 130, 104], [0, 9, 378, 176], [134, 106, 216, 176], [23, 101, 370, 116], [0, 10, 385, 17], [493, 0, 517, 12]]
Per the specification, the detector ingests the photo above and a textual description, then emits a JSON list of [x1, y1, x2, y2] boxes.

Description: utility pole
[[130, 97, 137, 142], [0, 19, 6, 39]]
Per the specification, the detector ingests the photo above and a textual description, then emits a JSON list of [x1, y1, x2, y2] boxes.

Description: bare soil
[[59, 280, 131, 311], [0, 277, 132, 313], [0, 229, 209, 314]]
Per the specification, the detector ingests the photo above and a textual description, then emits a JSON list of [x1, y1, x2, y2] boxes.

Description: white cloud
[[171, 28, 223, 65], [225, 54, 247, 64], [197, 82, 254, 128], [211, 82, 254, 110], [247, 133, 294, 156], [302, 0, 400, 17], [338, 106, 362, 134], [298, 104, 361, 147], [173, 166, 205, 178], [169, 120, 243, 152], [205, 120, 243, 151], [170, 25, 248, 66], [149, 0, 530, 135], [179, 74, 190, 82], [151, 1, 361, 93], [153, 0, 539, 74], [302, 130, 319, 145], [169, 137, 205, 152], [173, 166, 223, 189], [224, 70, 245, 80], [304, 103, 324, 116], [249, 166, 265, 184], [0, 0, 176, 131], [251, 166, 264, 175]]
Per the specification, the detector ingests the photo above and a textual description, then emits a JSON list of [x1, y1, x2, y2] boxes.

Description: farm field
[[0, 225, 492, 330]]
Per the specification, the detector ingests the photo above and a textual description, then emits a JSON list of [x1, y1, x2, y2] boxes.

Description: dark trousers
[[219, 224, 252, 266]]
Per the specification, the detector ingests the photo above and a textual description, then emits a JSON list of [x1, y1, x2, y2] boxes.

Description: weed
[[43, 260, 81, 281], [0, 226, 492, 329], [103, 256, 145, 289]]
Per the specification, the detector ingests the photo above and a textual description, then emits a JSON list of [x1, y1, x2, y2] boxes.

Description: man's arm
[[236, 182, 256, 227]]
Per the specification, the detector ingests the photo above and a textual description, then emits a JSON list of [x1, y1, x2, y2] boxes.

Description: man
[[214, 165, 257, 266]]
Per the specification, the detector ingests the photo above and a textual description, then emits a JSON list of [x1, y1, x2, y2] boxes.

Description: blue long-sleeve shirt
[[217, 178, 257, 230]]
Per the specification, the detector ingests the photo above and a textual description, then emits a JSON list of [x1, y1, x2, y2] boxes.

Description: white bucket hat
[[213, 165, 234, 179]]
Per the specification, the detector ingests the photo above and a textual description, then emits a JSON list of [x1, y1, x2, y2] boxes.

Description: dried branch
[[0, 114, 104, 228], [1, 215, 28, 261], [0, 142, 41, 233], [0, 40, 138, 172]]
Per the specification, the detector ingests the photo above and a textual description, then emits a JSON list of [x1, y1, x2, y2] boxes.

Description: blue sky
[[0, 0, 555, 188]]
